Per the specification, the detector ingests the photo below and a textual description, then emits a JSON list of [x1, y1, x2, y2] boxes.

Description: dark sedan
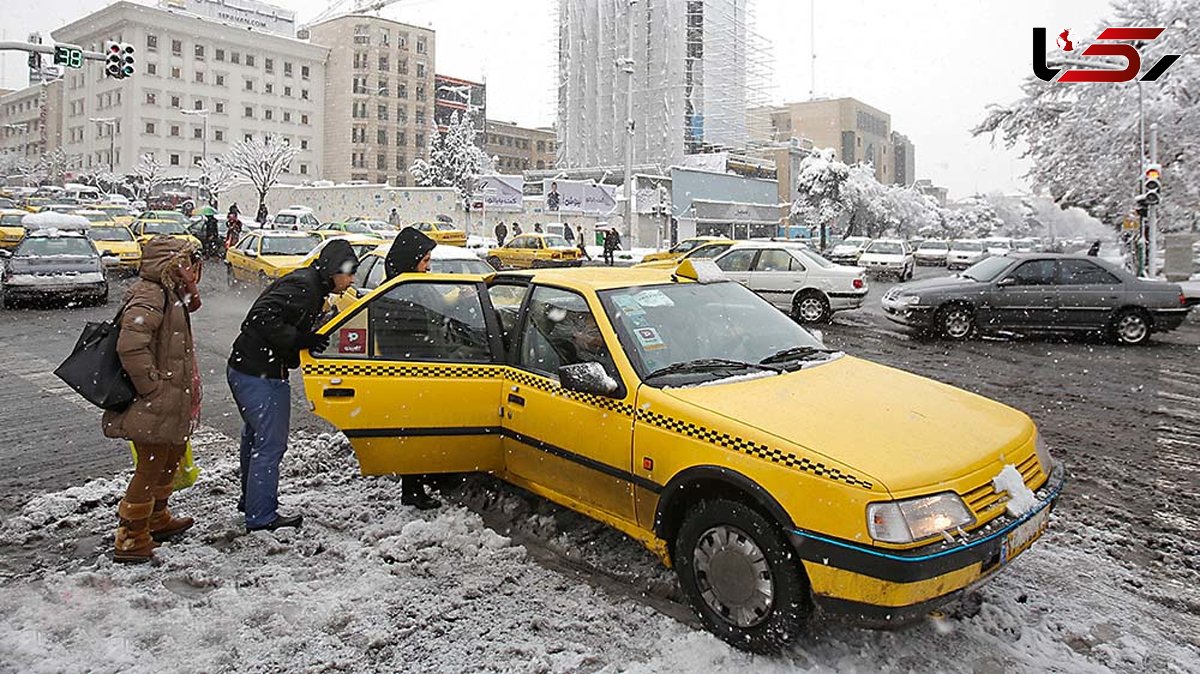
[[881, 254, 1191, 345], [0, 230, 110, 309]]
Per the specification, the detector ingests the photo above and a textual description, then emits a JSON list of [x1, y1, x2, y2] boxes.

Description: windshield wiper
[[645, 358, 782, 380], [758, 345, 839, 366]]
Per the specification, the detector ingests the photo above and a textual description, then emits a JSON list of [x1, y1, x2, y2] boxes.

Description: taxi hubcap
[[694, 525, 774, 628], [1118, 315, 1147, 343]]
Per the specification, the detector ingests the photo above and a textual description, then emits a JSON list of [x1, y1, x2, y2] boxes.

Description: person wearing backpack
[[101, 236, 204, 564]]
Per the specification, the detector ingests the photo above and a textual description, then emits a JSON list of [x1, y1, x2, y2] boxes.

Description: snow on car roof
[[259, 230, 317, 238], [21, 212, 90, 231], [370, 243, 479, 260]]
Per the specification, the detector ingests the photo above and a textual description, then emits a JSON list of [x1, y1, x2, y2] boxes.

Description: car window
[[141, 221, 186, 236], [17, 236, 95, 257], [261, 236, 318, 256], [87, 227, 134, 242], [275, 215, 297, 225], [518, 285, 617, 382], [336, 281, 493, 362], [1006, 260, 1057, 286], [867, 241, 903, 255], [238, 235, 258, 252], [715, 249, 757, 272], [488, 283, 529, 352], [689, 243, 732, 259], [431, 259, 494, 275], [754, 249, 801, 272], [360, 257, 384, 290], [673, 239, 702, 254], [1059, 259, 1120, 285]]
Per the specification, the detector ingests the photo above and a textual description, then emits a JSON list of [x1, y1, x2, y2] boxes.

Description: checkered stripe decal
[[636, 409, 874, 490], [505, 370, 637, 417], [303, 363, 505, 379]]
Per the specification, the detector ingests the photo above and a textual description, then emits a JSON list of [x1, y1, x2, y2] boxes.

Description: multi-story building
[[892, 131, 915, 187], [52, 0, 327, 180], [914, 179, 948, 207], [751, 97, 895, 185], [0, 80, 63, 166], [308, 15, 435, 186], [484, 120, 556, 173], [434, 74, 485, 136], [557, 0, 755, 169]]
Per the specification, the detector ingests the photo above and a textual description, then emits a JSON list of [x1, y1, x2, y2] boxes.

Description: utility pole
[[621, 0, 637, 249], [1147, 123, 1158, 278], [89, 117, 117, 173], [182, 109, 210, 203]]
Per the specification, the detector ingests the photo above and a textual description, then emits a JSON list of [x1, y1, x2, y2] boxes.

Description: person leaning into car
[[102, 236, 203, 564], [227, 239, 359, 532]]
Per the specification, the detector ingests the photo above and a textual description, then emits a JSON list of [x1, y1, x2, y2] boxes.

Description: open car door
[[301, 273, 507, 476]]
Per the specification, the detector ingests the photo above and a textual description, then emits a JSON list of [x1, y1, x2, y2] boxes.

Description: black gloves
[[297, 332, 330, 352]]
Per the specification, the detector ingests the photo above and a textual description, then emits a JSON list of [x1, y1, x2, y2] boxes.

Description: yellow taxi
[[277, 233, 384, 281], [0, 209, 27, 250], [301, 260, 1064, 652], [130, 211, 202, 249], [92, 203, 136, 226], [330, 241, 497, 313], [21, 197, 52, 213], [84, 223, 142, 272], [408, 220, 468, 247], [225, 230, 320, 283], [640, 236, 733, 264], [635, 238, 735, 269], [485, 232, 582, 270]]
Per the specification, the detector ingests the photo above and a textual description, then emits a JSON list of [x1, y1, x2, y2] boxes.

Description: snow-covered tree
[[0, 151, 34, 185], [944, 195, 1006, 239], [409, 111, 487, 206], [131, 153, 167, 200], [791, 149, 852, 246], [199, 157, 240, 205], [222, 136, 297, 214], [974, 0, 1200, 231], [37, 149, 74, 185]]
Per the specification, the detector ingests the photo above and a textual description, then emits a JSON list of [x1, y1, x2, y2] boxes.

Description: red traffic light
[[1145, 167, 1160, 181]]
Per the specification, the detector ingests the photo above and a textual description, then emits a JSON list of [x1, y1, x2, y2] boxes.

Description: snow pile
[[1, 429, 1198, 672], [992, 464, 1038, 517]]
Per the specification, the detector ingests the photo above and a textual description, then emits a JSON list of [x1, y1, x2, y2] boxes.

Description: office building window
[[194, 45, 205, 60], [215, 48, 224, 62], [300, 139, 308, 150], [301, 65, 310, 80], [193, 128, 202, 139], [284, 86, 292, 97], [145, 92, 157, 105], [377, 129, 387, 145], [194, 71, 204, 83], [396, 155, 407, 170], [144, 122, 155, 135], [301, 89, 309, 100], [231, 52, 240, 64], [265, 109, 273, 120], [170, 153, 180, 165], [171, 40, 181, 56], [194, 99, 204, 110], [147, 63, 157, 75], [378, 55, 389, 72], [170, 67, 181, 79], [215, 74, 225, 86], [170, 125, 180, 137], [301, 114, 309, 125], [378, 104, 388, 121], [170, 95, 180, 108], [245, 79, 254, 91], [146, 35, 158, 51], [264, 58, 274, 73], [416, 62, 426, 78], [265, 83, 273, 94], [283, 111, 291, 122], [245, 54, 255, 67], [416, 36, 426, 54], [299, 163, 308, 175], [377, 154, 386, 170], [244, 106, 253, 118], [215, 129, 224, 141], [214, 101, 225, 113], [283, 62, 293, 77]]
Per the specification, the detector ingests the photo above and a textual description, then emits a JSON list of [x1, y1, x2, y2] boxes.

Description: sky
[[0, 0, 1115, 199]]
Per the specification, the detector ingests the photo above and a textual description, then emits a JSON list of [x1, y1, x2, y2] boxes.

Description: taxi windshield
[[141, 221, 186, 235], [87, 227, 134, 242], [542, 235, 570, 248], [0, 213, 24, 225], [145, 211, 186, 223], [260, 236, 318, 256], [599, 282, 830, 386]]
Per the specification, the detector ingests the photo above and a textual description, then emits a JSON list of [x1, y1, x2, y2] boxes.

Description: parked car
[[225, 230, 320, 283], [0, 208, 27, 250], [913, 239, 951, 266], [635, 239, 735, 269], [300, 261, 1063, 652], [85, 223, 142, 272], [332, 243, 496, 312], [486, 233, 582, 270], [321, 220, 397, 240], [826, 236, 871, 265], [273, 207, 322, 230], [409, 220, 468, 247], [984, 237, 1014, 256], [857, 239, 915, 281], [946, 240, 987, 270], [712, 241, 867, 323], [130, 214, 202, 249], [0, 226, 109, 308], [881, 253, 1192, 345], [641, 236, 730, 264]]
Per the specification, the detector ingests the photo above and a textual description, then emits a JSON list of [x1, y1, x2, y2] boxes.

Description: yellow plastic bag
[[129, 441, 200, 491]]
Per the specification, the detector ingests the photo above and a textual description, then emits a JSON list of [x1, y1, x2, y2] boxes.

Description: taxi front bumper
[[790, 462, 1065, 626]]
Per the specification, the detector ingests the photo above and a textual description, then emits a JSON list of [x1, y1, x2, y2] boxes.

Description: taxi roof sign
[[673, 258, 726, 284]]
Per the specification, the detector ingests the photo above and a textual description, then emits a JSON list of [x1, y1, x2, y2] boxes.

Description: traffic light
[[103, 41, 135, 78], [1135, 195, 1149, 219], [1143, 163, 1162, 205]]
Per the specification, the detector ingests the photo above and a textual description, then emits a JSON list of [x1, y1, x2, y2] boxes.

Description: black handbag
[[54, 289, 170, 412]]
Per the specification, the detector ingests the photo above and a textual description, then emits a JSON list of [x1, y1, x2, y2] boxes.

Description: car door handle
[[507, 393, 525, 407], [323, 388, 355, 398]]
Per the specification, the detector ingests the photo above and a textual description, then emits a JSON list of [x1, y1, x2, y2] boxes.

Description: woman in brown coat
[[102, 236, 203, 563]]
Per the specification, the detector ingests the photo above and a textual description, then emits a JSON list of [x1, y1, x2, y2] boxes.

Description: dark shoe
[[237, 498, 245, 513], [401, 492, 442, 511], [247, 514, 303, 532]]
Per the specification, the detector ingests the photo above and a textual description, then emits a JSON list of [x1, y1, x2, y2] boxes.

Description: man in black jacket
[[227, 239, 359, 531]]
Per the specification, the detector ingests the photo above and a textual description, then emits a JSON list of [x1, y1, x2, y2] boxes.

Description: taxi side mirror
[[245, 250, 258, 258], [559, 362, 618, 396]]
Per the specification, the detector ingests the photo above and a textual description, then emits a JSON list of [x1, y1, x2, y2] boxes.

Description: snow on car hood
[[896, 274, 983, 294], [858, 252, 905, 262], [659, 355, 1034, 494]]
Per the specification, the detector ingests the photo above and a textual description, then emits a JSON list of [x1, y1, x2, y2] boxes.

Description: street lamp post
[[181, 109, 210, 203], [88, 117, 117, 173]]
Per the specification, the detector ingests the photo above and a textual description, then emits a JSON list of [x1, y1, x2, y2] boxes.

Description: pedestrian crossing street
[[1155, 366, 1200, 533]]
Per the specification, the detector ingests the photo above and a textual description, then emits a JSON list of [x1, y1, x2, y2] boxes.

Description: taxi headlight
[[1034, 434, 1053, 473], [867, 492, 974, 544]]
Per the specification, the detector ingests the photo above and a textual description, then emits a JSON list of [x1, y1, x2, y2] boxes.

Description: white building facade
[[557, 0, 752, 169], [52, 1, 327, 181]]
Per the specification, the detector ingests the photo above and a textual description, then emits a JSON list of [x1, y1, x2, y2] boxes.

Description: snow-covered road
[[1, 429, 1196, 674]]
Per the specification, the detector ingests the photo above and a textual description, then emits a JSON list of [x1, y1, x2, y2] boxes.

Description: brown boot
[[149, 486, 194, 542], [114, 499, 156, 564]]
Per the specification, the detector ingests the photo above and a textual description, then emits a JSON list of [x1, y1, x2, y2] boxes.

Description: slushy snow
[[992, 464, 1038, 517]]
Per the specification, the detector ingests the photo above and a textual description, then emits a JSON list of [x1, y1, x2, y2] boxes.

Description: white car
[[857, 239, 915, 281], [984, 237, 1013, 256], [826, 236, 872, 265], [946, 240, 987, 270], [713, 241, 868, 323], [273, 207, 322, 230], [913, 239, 951, 266]]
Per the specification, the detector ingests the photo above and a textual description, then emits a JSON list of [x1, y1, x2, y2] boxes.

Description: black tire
[[1110, 308, 1150, 346], [486, 256, 504, 271], [674, 499, 809, 653], [905, 264, 914, 281], [793, 291, 831, 324], [226, 264, 237, 288], [938, 304, 976, 341]]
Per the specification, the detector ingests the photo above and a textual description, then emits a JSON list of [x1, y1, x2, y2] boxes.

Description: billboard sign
[[474, 175, 524, 212], [543, 179, 616, 215], [159, 0, 297, 37]]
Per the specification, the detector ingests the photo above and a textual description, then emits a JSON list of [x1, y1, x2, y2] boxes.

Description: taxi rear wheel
[[674, 499, 809, 653]]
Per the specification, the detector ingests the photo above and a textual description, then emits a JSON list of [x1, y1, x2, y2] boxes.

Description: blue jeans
[[227, 366, 291, 528]]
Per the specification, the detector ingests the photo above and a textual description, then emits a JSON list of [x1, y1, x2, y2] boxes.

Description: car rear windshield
[[919, 240, 949, 249], [542, 235, 570, 248], [261, 236, 318, 256], [867, 241, 903, 254], [954, 241, 984, 251], [148, 212, 186, 223], [88, 227, 134, 242], [18, 236, 94, 257]]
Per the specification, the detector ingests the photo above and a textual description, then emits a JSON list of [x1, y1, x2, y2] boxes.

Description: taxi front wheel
[[674, 499, 809, 653]]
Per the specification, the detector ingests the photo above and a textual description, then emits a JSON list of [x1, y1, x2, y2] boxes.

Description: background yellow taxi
[[91, 203, 136, 226], [84, 223, 142, 272], [640, 236, 732, 264], [301, 261, 1063, 652], [635, 238, 735, 269], [130, 211, 202, 249], [225, 230, 320, 283], [408, 220, 467, 247], [485, 232, 582, 270], [0, 209, 27, 250]]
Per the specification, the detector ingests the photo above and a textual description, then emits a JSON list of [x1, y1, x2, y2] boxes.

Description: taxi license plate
[[1002, 507, 1049, 563]]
